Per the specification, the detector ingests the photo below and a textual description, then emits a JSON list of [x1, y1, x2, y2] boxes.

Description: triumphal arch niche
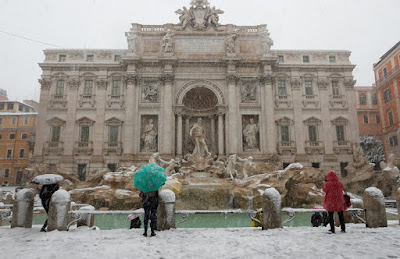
[[35, 0, 359, 173]]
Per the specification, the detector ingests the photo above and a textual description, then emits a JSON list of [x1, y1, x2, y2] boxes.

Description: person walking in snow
[[140, 190, 159, 237], [39, 183, 59, 232], [323, 171, 347, 233]]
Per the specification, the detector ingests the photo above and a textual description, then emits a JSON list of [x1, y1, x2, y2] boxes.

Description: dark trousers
[[143, 202, 158, 232], [41, 199, 50, 230], [328, 211, 345, 232]]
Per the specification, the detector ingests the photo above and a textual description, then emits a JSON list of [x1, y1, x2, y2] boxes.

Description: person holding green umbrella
[[134, 164, 167, 237]]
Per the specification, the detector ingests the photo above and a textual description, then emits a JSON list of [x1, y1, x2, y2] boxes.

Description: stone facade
[[32, 0, 359, 177]]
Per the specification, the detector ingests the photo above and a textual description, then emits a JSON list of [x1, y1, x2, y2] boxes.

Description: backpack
[[343, 193, 351, 207]]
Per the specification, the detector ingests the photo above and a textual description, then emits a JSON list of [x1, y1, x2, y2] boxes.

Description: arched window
[[371, 93, 377, 105], [359, 93, 367, 105]]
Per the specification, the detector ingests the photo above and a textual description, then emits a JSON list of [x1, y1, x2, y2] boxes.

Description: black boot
[[143, 231, 147, 237], [150, 230, 156, 237]]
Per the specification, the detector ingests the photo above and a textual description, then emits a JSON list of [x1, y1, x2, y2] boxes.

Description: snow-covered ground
[[1, 222, 399, 259]]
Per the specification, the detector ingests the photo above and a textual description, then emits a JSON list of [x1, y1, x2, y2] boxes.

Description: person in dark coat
[[39, 183, 59, 232], [311, 212, 322, 227], [140, 190, 159, 237], [130, 217, 142, 229], [323, 171, 347, 233], [321, 212, 329, 227]]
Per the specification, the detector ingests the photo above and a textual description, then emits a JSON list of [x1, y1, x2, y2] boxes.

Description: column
[[210, 115, 216, 148], [160, 73, 174, 155], [262, 74, 277, 153], [33, 78, 51, 158], [218, 113, 224, 155], [259, 81, 268, 153], [226, 74, 239, 154], [291, 79, 305, 154], [177, 113, 183, 156], [318, 80, 333, 154], [91, 79, 107, 164], [122, 74, 139, 157]]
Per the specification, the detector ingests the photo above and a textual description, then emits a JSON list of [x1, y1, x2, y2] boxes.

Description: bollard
[[157, 189, 176, 230], [363, 187, 387, 228], [77, 205, 95, 228], [396, 187, 400, 225], [262, 188, 282, 230], [11, 189, 34, 228], [47, 190, 71, 231]]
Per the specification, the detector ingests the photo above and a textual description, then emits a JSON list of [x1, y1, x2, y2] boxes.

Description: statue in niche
[[162, 30, 174, 53], [190, 118, 211, 157], [237, 156, 256, 179], [142, 82, 159, 102], [243, 118, 259, 150], [241, 83, 257, 102], [225, 34, 236, 54], [141, 118, 158, 151]]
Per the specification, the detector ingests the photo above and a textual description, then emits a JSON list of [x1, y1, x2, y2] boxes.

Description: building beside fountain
[[32, 0, 359, 178]]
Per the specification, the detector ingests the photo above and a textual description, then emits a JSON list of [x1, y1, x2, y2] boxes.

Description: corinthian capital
[[160, 73, 175, 85], [125, 74, 140, 85], [259, 74, 273, 85], [68, 78, 80, 90], [38, 78, 51, 90], [226, 74, 240, 85], [344, 79, 356, 89]]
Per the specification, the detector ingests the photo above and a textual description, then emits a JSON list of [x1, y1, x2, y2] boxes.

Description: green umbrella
[[134, 164, 167, 193]]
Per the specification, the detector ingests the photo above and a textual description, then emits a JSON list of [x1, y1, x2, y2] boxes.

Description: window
[[383, 67, 388, 78], [336, 125, 345, 141], [19, 149, 25, 158], [56, 80, 65, 96], [308, 125, 317, 142], [303, 55, 310, 63], [278, 55, 284, 63], [109, 126, 119, 142], [281, 125, 289, 142], [311, 163, 320, 169], [359, 93, 367, 105], [86, 54, 94, 62], [9, 134, 15, 139], [114, 55, 121, 62], [78, 164, 87, 181], [12, 117, 16, 125], [80, 126, 90, 142], [59, 55, 66, 62], [21, 133, 28, 139], [7, 149, 12, 158], [108, 164, 117, 172], [305, 80, 313, 95], [388, 111, 394, 126], [363, 115, 369, 124], [389, 136, 398, 146], [25, 107, 29, 112], [278, 80, 286, 96], [340, 162, 348, 178], [332, 81, 339, 96], [18, 105, 23, 111], [7, 103, 14, 110], [384, 89, 392, 103], [4, 169, 9, 178], [24, 117, 28, 124], [0, 118, 2, 125], [371, 93, 377, 105], [329, 56, 336, 63], [51, 125, 61, 142], [111, 80, 121, 96], [84, 80, 93, 95], [0, 103, 4, 110]]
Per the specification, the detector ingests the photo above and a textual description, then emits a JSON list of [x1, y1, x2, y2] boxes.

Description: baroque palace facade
[[33, 0, 359, 178]]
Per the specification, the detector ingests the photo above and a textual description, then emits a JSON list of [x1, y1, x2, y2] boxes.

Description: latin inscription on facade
[[175, 38, 225, 53]]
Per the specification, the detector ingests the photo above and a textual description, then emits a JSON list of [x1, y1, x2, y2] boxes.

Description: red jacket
[[323, 171, 347, 212]]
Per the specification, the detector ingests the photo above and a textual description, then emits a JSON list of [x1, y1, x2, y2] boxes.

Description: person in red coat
[[323, 171, 347, 233]]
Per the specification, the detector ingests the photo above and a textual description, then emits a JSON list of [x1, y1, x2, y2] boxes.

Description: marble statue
[[260, 31, 273, 54], [225, 154, 238, 180], [142, 119, 157, 151], [243, 118, 259, 150], [225, 34, 236, 54], [237, 156, 255, 179], [159, 157, 181, 176], [162, 30, 174, 53], [126, 32, 137, 53], [190, 118, 211, 157], [175, 7, 193, 30], [205, 6, 223, 28], [149, 152, 160, 164], [241, 83, 257, 102], [142, 82, 159, 102], [190, 0, 210, 7]]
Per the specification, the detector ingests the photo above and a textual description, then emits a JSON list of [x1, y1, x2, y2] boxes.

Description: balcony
[[329, 94, 346, 108], [333, 140, 352, 154], [275, 95, 292, 108], [302, 95, 319, 108], [74, 141, 94, 155], [78, 94, 96, 107], [43, 141, 64, 156], [103, 142, 122, 155], [107, 94, 124, 108], [49, 95, 67, 108], [277, 141, 296, 155], [305, 141, 324, 154], [376, 64, 400, 87]]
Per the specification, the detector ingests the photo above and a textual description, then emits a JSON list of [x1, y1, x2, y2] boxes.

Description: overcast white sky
[[0, 0, 399, 102]]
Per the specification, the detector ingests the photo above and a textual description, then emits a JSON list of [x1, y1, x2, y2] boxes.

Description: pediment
[[47, 117, 66, 125], [76, 116, 95, 125], [304, 116, 321, 124], [331, 116, 348, 125]]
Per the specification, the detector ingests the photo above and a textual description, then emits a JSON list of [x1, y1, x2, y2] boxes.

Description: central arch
[[175, 80, 225, 106]]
